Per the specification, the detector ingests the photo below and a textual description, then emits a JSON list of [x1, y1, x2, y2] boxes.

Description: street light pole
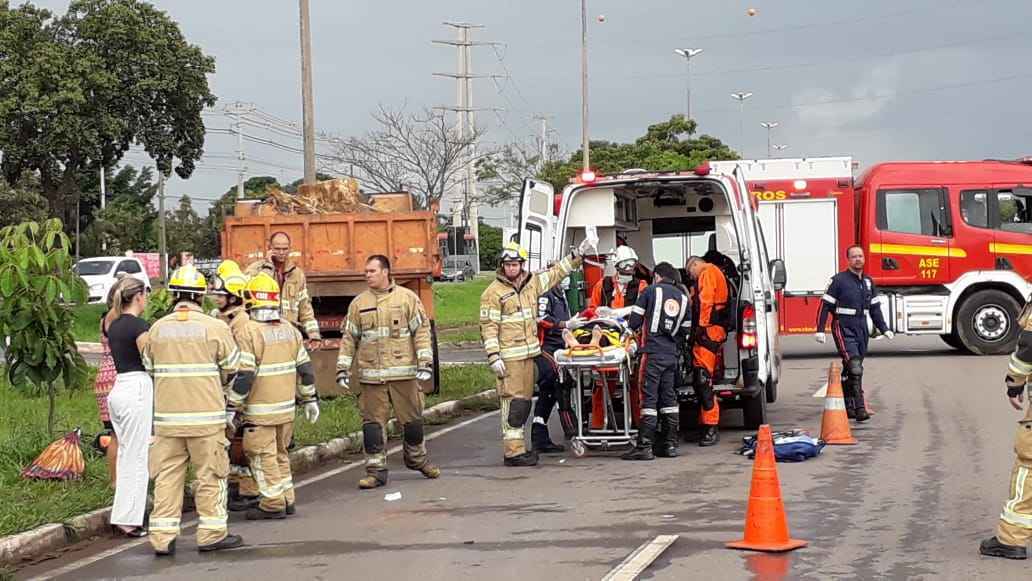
[[730, 92, 753, 157], [760, 121, 779, 159], [772, 144, 788, 158], [581, 0, 590, 171], [674, 48, 703, 120]]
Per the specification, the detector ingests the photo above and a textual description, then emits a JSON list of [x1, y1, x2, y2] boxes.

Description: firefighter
[[979, 300, 1032, 560], [228, 272, 319, 519], [589, 245, 648, 311], [686, 256, 731, 446], [480, 236, 595, 466], [245, 231, 322, 345], [207, 260, 260, 512], [141, 265, 242, 556], [336, 255, 440, 489], [815, 245, 893, 422], [623, 262, 692, 460], [533, 269, 585, 453]]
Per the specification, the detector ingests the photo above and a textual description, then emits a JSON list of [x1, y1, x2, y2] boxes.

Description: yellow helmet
[[499, 241, 529, 263], [168, 265, 207, 296], [210, 260, 247, 299], [243, 272, 280, 311]]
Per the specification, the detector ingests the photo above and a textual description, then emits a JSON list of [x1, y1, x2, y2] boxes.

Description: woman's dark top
[[108, 314, 150, 373]]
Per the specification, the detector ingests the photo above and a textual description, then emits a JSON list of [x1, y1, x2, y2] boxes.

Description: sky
[[25, 0, 1032, 217]]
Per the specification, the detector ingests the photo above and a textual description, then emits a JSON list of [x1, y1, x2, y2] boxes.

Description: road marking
[[812, 381, 828, 398], [32, 410, 499, 580], [601, 534, 679, 581]]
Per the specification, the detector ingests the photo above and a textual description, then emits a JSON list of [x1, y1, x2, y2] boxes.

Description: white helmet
[[613, 245, 638, 274]]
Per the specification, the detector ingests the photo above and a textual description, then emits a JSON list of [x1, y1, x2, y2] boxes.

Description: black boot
[[228, 495, 258, 512], [655, 414, 679, 458], [198, 534, 244, 553], [531, 422, 565, 454], [699, 425, 719, 447], [623, 423, 655, 461], [504, 450, 540, 467], [979, 536, 1028, 560], [854, 387, 871, 422], [246, 506, 286, 520]]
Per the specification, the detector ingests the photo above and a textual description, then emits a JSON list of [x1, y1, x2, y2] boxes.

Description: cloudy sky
[[27, 0, 1032, 215]]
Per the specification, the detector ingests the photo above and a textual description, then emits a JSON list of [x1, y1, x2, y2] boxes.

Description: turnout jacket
[[817, 270, 889, 334], [337, 283, 433, 384], [245, 259, 321, 340], [480, 255, 582, 363], [211, 305, 249, 340], [229, 318, 317, 426], [141, 302, 240, 437]]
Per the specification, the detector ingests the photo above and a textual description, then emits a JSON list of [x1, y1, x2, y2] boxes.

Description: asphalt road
[[18, 335, 1032, 580]]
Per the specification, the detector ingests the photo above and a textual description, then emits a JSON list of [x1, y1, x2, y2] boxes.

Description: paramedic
[[686, 256, 730, 446], [533, 270, 584, 453]]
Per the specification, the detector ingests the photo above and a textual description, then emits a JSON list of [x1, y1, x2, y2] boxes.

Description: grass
[[433, 277, 491, 329], [72, 304, 107, 343], [437, 326, 481, 344], [0, 364, 495, 537]]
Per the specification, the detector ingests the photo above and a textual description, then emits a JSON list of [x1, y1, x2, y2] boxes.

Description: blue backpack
[[737, 430, 825, 462]]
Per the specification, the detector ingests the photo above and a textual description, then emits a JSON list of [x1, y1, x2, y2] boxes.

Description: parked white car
[[74, 256, 152, 304]]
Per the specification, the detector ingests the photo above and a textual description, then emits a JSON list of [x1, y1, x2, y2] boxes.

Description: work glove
[[336, 370, 352, 395], [566, 315, 586, 329], [577, 233, 599, 257], [490, 358, 507, 379], [225, 410, 236, 430], [814, 332, 826, 344], [609, 306, 634, 319], [595, 306, 613, 319], [303, 401, 320, 424], [884, 331, 895, 340], [416, 368, 432, 382]]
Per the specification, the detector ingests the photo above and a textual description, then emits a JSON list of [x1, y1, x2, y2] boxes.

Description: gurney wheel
[[571, 439, 587, 458]]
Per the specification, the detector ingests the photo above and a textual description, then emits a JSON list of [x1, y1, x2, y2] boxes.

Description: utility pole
[[581, 0, 590, 171], [674, 48, 703, 120], [227, 101, 253, 199], [433, 22, 501, 275], [99, 166, 107, 252], [157, 171, 167, 282], [532, 114, 552, 164], [299, 0, 317, 185], [731, 92, 753, 157], [760, 121, 779, 159]]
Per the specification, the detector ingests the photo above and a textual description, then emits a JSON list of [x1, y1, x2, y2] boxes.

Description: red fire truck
[[711, 157, 1032, 355]]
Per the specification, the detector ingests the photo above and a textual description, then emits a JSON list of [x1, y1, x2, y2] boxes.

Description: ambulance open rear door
[[518, 178, 557, 272]]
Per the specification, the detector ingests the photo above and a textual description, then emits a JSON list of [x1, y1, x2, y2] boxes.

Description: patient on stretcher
[[561, 325, 618, 349]]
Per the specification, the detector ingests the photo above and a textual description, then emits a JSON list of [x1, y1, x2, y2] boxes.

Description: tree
[[165, 195, 205, 260], [80, 165, 159, 255], [198, 176, 282, 258], [538, 115, 739, 189], [0, 0, 216, 234], [477, 220, 503, 272], [0, 220, 90, 434], [476, 142, 543, 207], [0, 179, 50, 229], [326, 106, 488, 209]]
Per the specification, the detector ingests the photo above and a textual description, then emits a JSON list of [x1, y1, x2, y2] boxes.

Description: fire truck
[[712, 157, 1032, 354]]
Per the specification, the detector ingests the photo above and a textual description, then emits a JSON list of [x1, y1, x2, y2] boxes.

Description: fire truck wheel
[[956, 290, 1020, 355]]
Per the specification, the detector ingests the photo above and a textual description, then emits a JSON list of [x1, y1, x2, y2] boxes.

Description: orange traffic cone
[[819, 362, 857, 445], [726, 424, 808, 552]]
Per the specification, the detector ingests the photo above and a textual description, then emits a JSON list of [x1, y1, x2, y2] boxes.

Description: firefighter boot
[[854, 384, 871, 423], [699, 425, 719, 447], [245, 506, 286, 521], [503, 451, 540, 467], [418, 463, 442, 479], [532, 422, 565, 454], [358, 469, 389, 490], [622, 421, 656, 461], [228, 495, 258, 512], [979, 536, 1028, 560], [655, 414, 680, 458], [198, 534, 244, 553]]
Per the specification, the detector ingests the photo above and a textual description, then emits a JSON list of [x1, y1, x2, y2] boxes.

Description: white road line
[[601, 534, 679, 581], [32, 410, 499, 581], [812, 381, 828, 398]]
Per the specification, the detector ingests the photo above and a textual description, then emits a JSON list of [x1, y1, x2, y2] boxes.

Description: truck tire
[[957, 290, 1021, 355], [940, 331, 967, 351], [743, 387, 768, 430], [429, 320, 441, 395]]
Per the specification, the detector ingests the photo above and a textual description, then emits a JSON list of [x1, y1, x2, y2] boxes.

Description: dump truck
[[221, 180, 443, 396]]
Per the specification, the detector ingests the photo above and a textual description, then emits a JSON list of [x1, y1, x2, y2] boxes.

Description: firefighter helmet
[[499, 241, 529, 263], [614, 245, 639, 274], [243, 272, 280, 311], [210, 260, 247, 298], [168, 265, 207, 296]]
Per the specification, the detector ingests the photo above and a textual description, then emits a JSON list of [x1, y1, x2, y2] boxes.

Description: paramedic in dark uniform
[[623, 262, 692, 461], [816, 245, 893, 422], [532, 269, 584, 453]]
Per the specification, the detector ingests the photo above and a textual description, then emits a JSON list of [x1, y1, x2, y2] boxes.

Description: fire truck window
[[877, 189, 944, 236], [960, 190, 989, 228], [997, 191, 1032, 233]]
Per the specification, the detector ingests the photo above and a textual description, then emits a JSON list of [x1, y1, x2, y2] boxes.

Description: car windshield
[[74, 260, 114, 276]]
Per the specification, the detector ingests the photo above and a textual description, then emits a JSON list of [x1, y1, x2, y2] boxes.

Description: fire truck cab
[[717, 157, 1032, 355]]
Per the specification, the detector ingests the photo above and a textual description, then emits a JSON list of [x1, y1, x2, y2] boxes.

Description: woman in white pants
[[105, 277, 152, 537]]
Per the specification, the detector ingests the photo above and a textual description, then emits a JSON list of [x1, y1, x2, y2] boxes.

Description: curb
[[0, 388, 498, 568], [75, 342, 103, 355], [439, 340, 483, 349]]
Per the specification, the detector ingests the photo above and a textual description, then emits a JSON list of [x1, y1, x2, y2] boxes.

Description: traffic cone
[[726, 424, 808, 552], [819, 362, 857, 445]]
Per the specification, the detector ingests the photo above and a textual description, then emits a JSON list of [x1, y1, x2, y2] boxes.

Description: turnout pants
[[639, 353, 679, 433], [693, 326, 727, 426], [243, 422, 295, 512], [107, 372, 153, 528], [148, 433, 230, 552], [359, 379, 429, 477], [831, 319, 869, 413], [997, 408, 1032, 547], [497, 358, 535, 458]]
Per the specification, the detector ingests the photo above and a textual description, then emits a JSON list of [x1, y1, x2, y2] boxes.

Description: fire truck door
[[871, 187, 953, 286], [989, 187, 1032, 280]]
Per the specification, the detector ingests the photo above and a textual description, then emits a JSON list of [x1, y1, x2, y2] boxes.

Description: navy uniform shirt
[[817, 270, 889, 334], [537, 286, 571, 355], [628, 281, 692, 356]]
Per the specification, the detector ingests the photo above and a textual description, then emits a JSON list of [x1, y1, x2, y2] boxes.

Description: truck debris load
[[239, 177, 378, 216]]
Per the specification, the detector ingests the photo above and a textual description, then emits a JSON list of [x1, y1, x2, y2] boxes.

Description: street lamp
[[674, 48, 703, 120], [760, 122, 779, 158], [772, 144, 788, 158], [731, 92, 753, 157], [581, 0, 590, 172]]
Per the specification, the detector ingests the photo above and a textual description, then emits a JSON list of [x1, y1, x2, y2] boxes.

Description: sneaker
[[198, 534, 243, 553], [246, 507, 286, 520], [979, 536, 1028, 560]]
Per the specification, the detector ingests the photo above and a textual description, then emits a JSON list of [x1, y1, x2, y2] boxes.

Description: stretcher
[[554, 319, 638, 457]]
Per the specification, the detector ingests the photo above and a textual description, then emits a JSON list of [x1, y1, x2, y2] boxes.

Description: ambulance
[[713, 157, 1032, 354]]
